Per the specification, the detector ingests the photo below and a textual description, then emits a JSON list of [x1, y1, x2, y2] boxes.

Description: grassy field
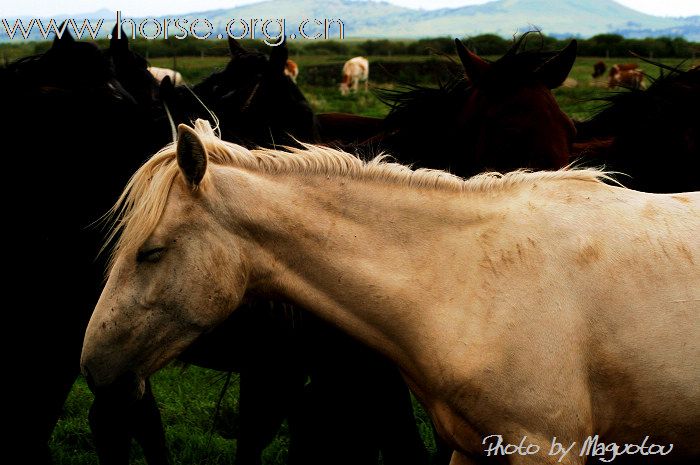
[[50, 53, 698, 465], [150, 55, 699, 120]]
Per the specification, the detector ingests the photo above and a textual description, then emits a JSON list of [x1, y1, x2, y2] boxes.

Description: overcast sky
[[1, 0, 698, 18]]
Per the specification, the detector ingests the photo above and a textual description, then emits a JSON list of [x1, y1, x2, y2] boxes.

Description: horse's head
[[381, 35, 576, 175], [81, 122, 247, 392], [453, 37, 577, 171], [37, 28, 135, 104], [195, 37, 317, 146], [106, 25, 159, 107]]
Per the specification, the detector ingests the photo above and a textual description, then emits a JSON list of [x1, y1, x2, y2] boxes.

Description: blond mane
[[106, 119, 611, 267]]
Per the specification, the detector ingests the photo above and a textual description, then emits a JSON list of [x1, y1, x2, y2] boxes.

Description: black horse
[[574, 63, 700, 193], [160, 38, 319, 148], [2, 31, 162, 465]]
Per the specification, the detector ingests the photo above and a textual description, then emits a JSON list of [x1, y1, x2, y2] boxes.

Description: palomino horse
[[106, 32, 427, 465], [83, 120, 699, 465], [340, 56, 369, 95]]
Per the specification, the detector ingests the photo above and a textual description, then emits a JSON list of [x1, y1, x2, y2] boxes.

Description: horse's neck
[[217, 167, 499, 381]]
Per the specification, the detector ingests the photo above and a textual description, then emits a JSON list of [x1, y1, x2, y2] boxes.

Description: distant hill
[[2, 0, 699, 41]]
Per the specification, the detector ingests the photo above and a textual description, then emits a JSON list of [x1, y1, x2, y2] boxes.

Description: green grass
[[153, 55, 699, 120], [52, 367, 436, 465], [50, 54, 699, 464]]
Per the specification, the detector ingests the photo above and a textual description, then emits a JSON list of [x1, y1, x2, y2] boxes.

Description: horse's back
[[531, 184, 699, 452], [411, 181, 698, 460]]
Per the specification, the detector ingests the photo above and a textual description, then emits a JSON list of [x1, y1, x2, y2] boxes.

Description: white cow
[[148, 66, 185, 86], [340, 56, 369, 96]]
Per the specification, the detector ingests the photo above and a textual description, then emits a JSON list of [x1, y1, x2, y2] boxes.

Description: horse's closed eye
[[137, 247, 166, 263]]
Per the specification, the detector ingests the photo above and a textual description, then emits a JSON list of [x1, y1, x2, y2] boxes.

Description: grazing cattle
[[340, 56, 369, 95], [82, 119, 700, 465], [608, 63, 645, 89], [592, 60, 606, 77], [284, 59, 299, 82], [148, 66, 185, 86]]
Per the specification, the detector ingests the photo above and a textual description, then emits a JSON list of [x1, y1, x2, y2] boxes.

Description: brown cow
[[592, 60, 606, 77], [609, 63, 645, 89], [284, 59, 299, 82]]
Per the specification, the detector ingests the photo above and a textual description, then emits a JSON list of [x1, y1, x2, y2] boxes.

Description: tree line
[[1, 33, 698, 64]]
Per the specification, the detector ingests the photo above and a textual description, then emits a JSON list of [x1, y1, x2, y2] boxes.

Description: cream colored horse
[[82, 120, 699, 464]]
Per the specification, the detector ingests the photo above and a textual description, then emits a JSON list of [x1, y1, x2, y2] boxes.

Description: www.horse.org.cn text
[[0, 11, 345, 45]]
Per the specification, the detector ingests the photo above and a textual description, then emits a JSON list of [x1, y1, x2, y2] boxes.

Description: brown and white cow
[[339, 56, 369, 96], [148, 66, 185, 86], [609, 63, 645, 89]]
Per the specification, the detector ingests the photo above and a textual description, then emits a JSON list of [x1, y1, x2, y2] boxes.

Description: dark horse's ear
[[535, 40, 578, 89], [268, 42, 288, 75], [52, 22, 74, 48], [177, 124, 208, 188], [110, 25, 129, 53], [159, 75, 174, 102], [228, 36, 246, 56], [455, 38, 490, 83]]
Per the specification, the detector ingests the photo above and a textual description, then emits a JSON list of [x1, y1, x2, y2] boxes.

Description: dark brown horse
[[321, 35, 577, 176], [379, 36, 577, 175]]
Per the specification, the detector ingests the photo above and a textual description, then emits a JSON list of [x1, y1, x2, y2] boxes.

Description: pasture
[[148, 54, 699, 119], [48, 52, 698, 465]]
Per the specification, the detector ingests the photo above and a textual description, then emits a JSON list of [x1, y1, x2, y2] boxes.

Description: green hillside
[[2, 0, 699, 42]]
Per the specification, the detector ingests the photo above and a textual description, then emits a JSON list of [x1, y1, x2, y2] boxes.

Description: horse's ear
[[159, 76, 174, 102], [269, 42, 288, 75], [110, 25, 129, 53], [228, 37, 246, 56], [177, 124, 208, 188], [535, 40, 578, 89], [455, 39, 489, 82], [52, 22, 74, 48]]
